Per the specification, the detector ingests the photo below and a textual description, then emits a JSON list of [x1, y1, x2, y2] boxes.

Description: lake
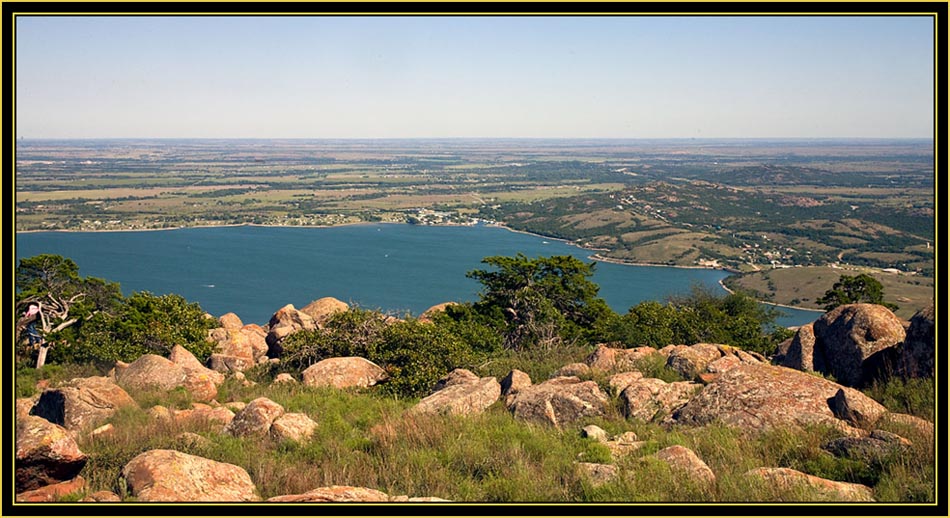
[[15, 224, 823, 327]]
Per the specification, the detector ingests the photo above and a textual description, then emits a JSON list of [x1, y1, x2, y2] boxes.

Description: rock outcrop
[[500, 369, 532, 396], [267, 485, 391, 503], [672, 364, 886, 433], [418, 302, 457, 323], [269, 413, 319, 442], [894, 304, 935, 379], [301, 357, 389, 389], [31, 376, 137, 433], [586, 344, 660, 373], [225, 397, 286, 438], [412, 370, 501, 416], [16, 476, 86, 503], [652, 445, 716, 486], [743, 467, 875, 502], [115, 354, 187, 392], [552, 362, 591, 378], [122, 449, 259, 502], [784, 304, 906, 387], [665, 343, 723, 379], [266, 304, 317, 356], [620, 378, 701, 422], [15, 416, 88, 492], [505, 376, 609, 428], [300, 297, 349, 327], [169, 345, 225, 402]]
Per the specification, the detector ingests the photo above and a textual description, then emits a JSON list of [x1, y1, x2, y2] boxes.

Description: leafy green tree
[[816, 274, 898, 311], [15, 254, 123, 366], [606, 286, 785, 356], [54, 291, 218, 365], [466, 254, 616, 351]]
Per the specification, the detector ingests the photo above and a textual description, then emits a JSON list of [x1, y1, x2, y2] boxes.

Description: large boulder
[[218, 312, 244, 331], [209, 354, 255, 374], [301, 357, 389, 389], [269, 413, 318, 442], [122, 449, 259, 502], [15, 416, 88, 492], [500, 369, 532, 396], [266, 304, 317, 356], [431, 368, 479, 392], [16, 477, 86, 502], [652, 445, 716, 487], [894, 304, 934, 379], [672, 364, 886, 433], [209, 324, 268, 367], [412, 374, 501, 416], [812, 304, 906, 387], [780, 323, 821, 372], [267, 486, 391, 503], [418, 302, 457, 323], [743, 467, 874, 502], [586, 344, 660, 373], [169, 345, 225, 402], [553, 362, 591, 378], [115, 354, 187, 392], [505, 376, 609, 428], [300, 297, 350, 327], [620, 378, 701, 422], [225, 397, 285, 438], [31, 376, 137, 433], [665, 343, 723, 379]]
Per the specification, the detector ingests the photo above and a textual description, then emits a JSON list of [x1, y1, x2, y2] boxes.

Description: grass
[[20, 357, 935, 504]]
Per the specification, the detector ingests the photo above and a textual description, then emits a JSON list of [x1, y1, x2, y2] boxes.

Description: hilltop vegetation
[[14, 253, 936, 505]]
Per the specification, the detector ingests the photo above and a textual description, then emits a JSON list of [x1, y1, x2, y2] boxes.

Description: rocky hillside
[[14, 301, 935, 504]]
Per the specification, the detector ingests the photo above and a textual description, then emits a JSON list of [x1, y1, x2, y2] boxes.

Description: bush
[[376, 320, 479, 398], [52, 291, 217, 365]]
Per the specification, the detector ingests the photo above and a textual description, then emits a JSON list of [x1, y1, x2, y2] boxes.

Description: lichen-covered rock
[[673, 364, 886, 433], [300, 297, 350, 327], [267, 485, 391, 502], [586, 344, 660, 373], [813, 304, 906, 387], [500, 369, 532, 396], [665, 343, 723, 379], [31, 376, 137, 433], [225, 397, 284, 438], [418, 302, 457, 323], [218, 312, 244, 330], [208, 354, 255, 374], [652, 445, 716, 486], [620, 378, 701, 422], [553, 362, 591, 378], [16, 397, 38, 421], [829, 388, 887, 428], [413, 376, 501, 416], [506, 376, 609, 428], [895, 304, 934, 379], [878, 412, 934, 440], [80, 490, 122, 502], [431, 368, 479, 392], [123, 449, 259, 502], [16, 476, 86, 502], [576, 462, 619, 487], [172, 404, 235, 432], [607, 371, 643, 395], [269, 413, 318, 442], [581, 424, 608, 443], [15, 416, 88, 492], [301, 357, 389, 389], [273, 373, 297, 384], [115, 354, 187, 392], [781, 323, 820, 372], [266, 304, 317, 356], [743, 467, 875, 502]]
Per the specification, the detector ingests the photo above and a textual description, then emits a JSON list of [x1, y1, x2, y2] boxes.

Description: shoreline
[[11, 219, 841, 316], [718, 279, 824, 314]]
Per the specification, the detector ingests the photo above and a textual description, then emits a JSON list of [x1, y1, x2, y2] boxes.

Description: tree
[[816, 274, 898, 311], [466, 254, 615, 350], [15, 254, 122, 367]]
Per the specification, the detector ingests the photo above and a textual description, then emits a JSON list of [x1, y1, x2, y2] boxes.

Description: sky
[[14, 16, 935, 139]]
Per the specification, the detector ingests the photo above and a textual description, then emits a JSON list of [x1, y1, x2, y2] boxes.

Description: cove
[[15, 224, 823, 328]]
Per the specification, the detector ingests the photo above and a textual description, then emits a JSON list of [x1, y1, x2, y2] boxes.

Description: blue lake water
[[15, 224, 823, 328]]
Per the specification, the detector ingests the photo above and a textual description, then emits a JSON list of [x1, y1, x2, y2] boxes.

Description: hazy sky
[[15, 16, 935, 139]]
